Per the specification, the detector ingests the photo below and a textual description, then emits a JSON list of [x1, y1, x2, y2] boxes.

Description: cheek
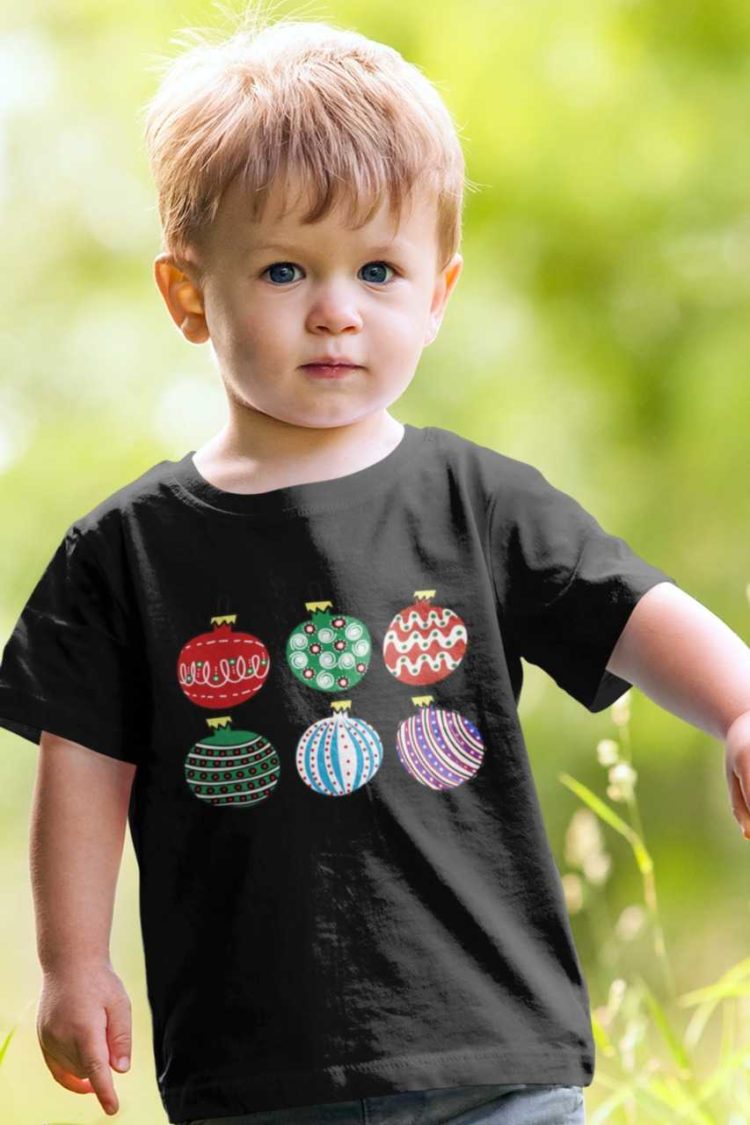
[[224, 302, 279, 352], [371, 296, 423, 336], [240, 295, 301, 345]]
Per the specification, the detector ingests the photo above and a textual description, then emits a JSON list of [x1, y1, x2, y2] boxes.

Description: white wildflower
[[608, 978, 627, 1012], [610, 692, 631, 727], [615, 904, 646, 942], [561, 872, 584, 913], [596, 738, 620, 766], [583, 851, 612, 886], [565, 808, 604, 868], [608, 761, 638, 800]]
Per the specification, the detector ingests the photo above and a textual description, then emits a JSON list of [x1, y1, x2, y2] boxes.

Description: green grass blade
[[635, 974, 693, 1076], [558, 772, 653, 874], [0, 1026, 16, 1067]]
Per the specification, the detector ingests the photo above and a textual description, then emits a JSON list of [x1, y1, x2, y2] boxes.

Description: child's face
[[154, 171, 463, 431]]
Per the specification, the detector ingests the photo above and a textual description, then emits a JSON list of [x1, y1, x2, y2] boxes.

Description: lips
[[302, 362, 361, 378], [303, 360, 360, 367]]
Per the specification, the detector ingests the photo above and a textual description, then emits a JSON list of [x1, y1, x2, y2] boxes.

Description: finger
[[735, 757, 750, 816], [105, 992, 132, 1072], [728, 771, 750, 835], [79, 1045, 119, 1116]]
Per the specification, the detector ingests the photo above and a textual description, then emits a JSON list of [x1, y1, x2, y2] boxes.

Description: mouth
[[301, 363, 362, 378]]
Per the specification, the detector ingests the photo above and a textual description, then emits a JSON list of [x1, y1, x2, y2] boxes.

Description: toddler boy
[[2, 11, 750, 1125]]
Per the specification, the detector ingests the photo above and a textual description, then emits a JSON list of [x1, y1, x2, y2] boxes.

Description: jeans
[[179, 1082, 586, 1123]]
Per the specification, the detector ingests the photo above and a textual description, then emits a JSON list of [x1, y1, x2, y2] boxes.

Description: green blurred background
[[1, 0, 749, 1120]]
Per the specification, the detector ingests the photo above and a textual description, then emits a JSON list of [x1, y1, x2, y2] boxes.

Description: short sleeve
[[0, 524, 146, 764], [489, 463, 680, 713]]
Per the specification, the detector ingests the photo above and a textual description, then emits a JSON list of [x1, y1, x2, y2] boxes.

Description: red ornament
[[383, 589, 468, 686], [177, 614, 270, 710]]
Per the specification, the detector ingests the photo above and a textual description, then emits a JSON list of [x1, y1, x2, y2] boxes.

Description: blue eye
[[264, 262, 302, 285], [360, 261, 395, 284], [260, 260, 397, 286]]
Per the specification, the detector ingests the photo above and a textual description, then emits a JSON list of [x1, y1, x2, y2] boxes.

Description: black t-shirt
[[0, 424, 678, 1123]]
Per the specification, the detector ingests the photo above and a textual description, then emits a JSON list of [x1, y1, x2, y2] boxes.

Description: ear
[[153, 253, 210, 343], [425, 253, 463, 346]]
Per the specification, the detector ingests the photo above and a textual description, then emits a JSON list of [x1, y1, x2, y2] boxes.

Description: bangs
[[143, 15, 475, 278]]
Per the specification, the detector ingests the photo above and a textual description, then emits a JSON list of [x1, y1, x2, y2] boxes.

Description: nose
[[305, 283, 364, 334]]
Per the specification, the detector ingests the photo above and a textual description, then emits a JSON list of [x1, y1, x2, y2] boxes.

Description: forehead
[[214, 170, 438, 254]]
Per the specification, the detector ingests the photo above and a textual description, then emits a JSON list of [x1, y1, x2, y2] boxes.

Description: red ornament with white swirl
[[177, 613, 270, 710], [396, 695, 485, 790], [383, 590, 467, 686]]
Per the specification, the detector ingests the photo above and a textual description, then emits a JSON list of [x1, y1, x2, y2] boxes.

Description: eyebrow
[[248, 240, 410, 257]]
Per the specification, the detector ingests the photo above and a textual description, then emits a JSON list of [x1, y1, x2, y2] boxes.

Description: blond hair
[[140, 2, 478, 283]]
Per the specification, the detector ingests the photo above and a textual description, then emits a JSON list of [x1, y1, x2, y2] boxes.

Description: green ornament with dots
[[184, 714, 280, 807], [286, 599, 372, 692]]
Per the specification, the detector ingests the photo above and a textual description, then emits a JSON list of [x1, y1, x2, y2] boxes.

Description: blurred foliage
[[0, 0, 749, 1120], [560, 693, 750, 1120]]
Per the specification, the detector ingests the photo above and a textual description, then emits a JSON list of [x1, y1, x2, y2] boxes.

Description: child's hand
[[36, 959, 132, 1116], [725, 710, 750, 838]]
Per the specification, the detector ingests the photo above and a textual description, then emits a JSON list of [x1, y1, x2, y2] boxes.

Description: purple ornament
[[396, 699, 485, 790]]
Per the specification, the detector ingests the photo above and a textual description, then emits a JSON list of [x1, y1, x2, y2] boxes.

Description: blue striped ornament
[[296, 702, 383, 796]]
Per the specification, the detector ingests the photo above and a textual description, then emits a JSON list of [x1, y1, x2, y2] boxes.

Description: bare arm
[[607, 581, 750, 833], [31, 731, 137, 1117]]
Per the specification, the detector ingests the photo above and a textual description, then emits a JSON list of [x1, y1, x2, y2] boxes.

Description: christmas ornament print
[[177, 613, 270, 709], [286, 600, 372, 691], [296, 699, 383, 796], [383, 590, 468, 686], [396, 695, 485, 790], [184, 715, 280, 807]]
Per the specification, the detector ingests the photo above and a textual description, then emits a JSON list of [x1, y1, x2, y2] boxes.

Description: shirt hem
[[160, 1041, 594, 1122]]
